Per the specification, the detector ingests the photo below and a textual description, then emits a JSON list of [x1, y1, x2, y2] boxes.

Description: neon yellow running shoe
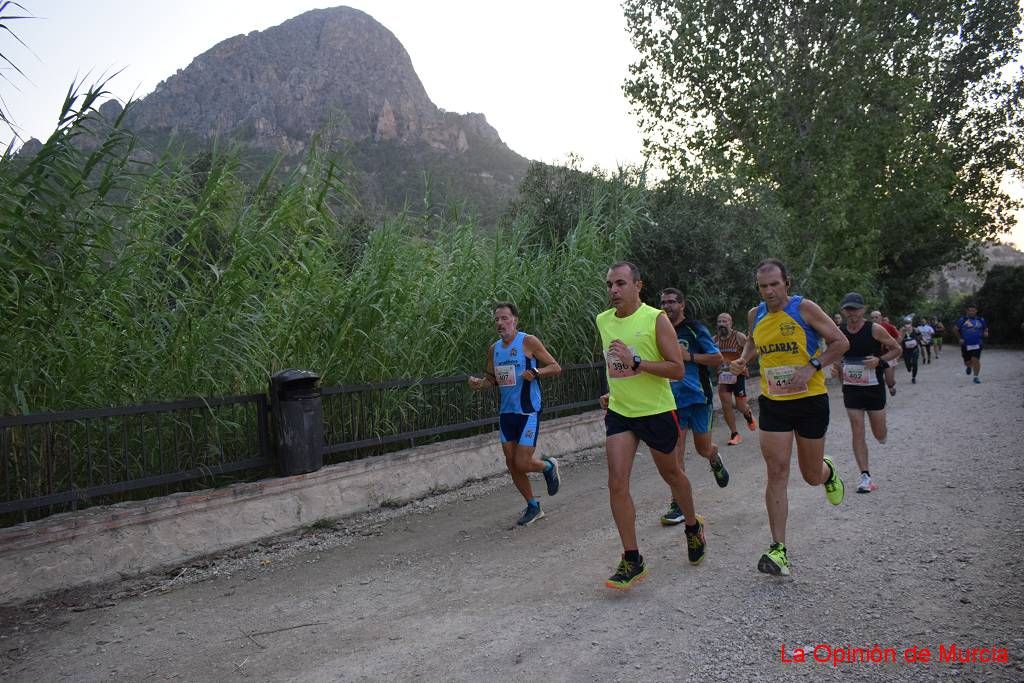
[[823, 456, 844, 505], [757, 542, 790, 576], [605, 555, 648, 590]]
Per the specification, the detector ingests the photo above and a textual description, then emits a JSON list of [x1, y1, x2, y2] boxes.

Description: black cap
[[840, 292, 866, 309]]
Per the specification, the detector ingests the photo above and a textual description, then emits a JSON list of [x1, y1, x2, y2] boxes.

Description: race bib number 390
[[494, 364, 517, 387], [764, 365, 805, 396], [605, 347, 639, 379]]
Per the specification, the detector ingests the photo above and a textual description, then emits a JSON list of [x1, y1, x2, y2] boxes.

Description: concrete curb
[[0, 410, 605, 604]]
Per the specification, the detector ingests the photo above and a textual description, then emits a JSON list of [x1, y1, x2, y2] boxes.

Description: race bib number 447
[[764, 365, 806, 396]]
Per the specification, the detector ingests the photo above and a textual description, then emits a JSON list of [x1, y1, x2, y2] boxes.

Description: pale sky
[[3, 0, 1022, 248]]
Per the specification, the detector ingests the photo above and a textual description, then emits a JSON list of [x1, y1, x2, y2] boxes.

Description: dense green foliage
[[974, 265, 1024, 344], [624, 0, 1023, 310], [0, 92, 631, 414]]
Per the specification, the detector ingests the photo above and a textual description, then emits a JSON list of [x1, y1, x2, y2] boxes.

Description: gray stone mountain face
[[120, 5, 528, 220]]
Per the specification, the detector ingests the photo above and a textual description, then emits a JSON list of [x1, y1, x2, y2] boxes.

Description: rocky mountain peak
[[124, 5, 508, 160]]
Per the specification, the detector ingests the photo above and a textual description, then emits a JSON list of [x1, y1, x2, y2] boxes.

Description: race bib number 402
[[764, 365, 806, 396], [842, 363, 878, 386]]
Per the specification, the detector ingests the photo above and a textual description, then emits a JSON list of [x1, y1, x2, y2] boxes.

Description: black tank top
[[842, 322, 883, 358], [841, 322, 884, 386]]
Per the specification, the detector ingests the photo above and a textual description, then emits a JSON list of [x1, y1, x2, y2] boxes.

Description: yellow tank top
[[596, 303, 676, 417], [751, 296, 826, 401]]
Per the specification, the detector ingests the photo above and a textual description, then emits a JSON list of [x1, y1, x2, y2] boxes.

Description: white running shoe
[[856, 472, 874, 494]]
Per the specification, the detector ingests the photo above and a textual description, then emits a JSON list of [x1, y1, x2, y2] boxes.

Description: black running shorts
[[961, 345, 982, 361], [842, 384, 886, 412], [757, 394, 829, 439], [720, 375, 747, 397], [605, 409, 679, 455]]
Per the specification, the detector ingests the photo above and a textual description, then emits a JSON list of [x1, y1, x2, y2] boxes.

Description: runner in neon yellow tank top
[[729, 259, 849, 577], [596, 262, 707, 590]]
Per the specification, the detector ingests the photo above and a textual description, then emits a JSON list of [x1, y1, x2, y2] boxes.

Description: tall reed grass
[[0, 90, 636, 414]]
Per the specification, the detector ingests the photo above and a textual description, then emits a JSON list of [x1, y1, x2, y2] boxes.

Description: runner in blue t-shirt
[[657, 288, 730, 525], [954, 303, 988, 384]]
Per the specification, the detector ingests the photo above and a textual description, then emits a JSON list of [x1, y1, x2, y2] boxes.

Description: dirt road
[[2, 350, 1022, 681]]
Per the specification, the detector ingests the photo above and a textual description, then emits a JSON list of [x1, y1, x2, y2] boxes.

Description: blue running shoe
[[516, 503, 545, 526], [542, 457, 560, 496]]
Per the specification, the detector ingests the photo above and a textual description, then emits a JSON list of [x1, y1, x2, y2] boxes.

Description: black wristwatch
[[809, 357, 823, 372], [631, 355, 642, 371]]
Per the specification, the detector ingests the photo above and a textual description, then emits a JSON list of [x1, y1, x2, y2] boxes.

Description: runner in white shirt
[[916, 321, 935, 365]]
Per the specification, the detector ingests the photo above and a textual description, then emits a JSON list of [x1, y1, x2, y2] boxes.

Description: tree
[[624, 0, 1023, 308], [975, 264, 1024, 344]]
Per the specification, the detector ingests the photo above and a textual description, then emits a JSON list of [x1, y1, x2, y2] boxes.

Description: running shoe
[[746, 414, 757, 431], [710, 453, 730, 488], [965, 366, 972, 375], [856, 472, 876, 494], [823, 456, 844, 505], [888, 385, 896, 396], [660, 500, 684, 526], [685, 515, 706, 564], [973, 377, 981, 384], [757, 542, 791, 576], [605, 555, 648, 590], [911, 377, 916, 384], [727, 432, 742, 446], [542, 457, 561, 496], [516, 503, 545, 526]]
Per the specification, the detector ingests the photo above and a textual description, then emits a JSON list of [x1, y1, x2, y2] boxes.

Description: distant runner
[[597, 263, 706, 590], [468, 303, 562, 526], [954, 304, 988, 384], [900, 321, 922, 384], [932, 319, 945, 357], [870, 311, 901, 396], [657, 289, 729, 527], [834, 293, 902, 494], [714, 312, 757, 445], [917, 319, 936, 365], [730, 259, 849, 577]]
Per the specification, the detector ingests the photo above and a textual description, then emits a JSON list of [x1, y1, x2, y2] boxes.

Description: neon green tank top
[[596, 303, 676, 417]]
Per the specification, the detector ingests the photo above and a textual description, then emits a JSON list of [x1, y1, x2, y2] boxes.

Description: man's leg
[[502, 441, 535, 503], [972, 353, 981, 378], [846, 408, 869, 474], [606, 431, 640, 551], [736, 395, 755, 427], [867, 409, 887, 444], [692, 428, 728, 488], [650, 445, 698, 525], [884, 365, 896, 395], [718, 386, 740, 439], [759, 430, 794, 545]]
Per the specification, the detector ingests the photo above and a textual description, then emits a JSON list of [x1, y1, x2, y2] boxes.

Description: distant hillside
[[26, 6, 531, 223], [928, 242, 1024, 298]]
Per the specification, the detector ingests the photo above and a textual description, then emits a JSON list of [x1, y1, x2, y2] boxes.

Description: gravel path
[[1, 350, 1022, 681]]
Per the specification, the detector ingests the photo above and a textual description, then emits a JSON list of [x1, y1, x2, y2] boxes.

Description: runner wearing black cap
[[833, 293, 901, 493]]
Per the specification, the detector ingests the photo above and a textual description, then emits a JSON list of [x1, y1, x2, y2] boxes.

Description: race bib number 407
[[764, 365, 806, 396], [494, 364, 517, 387]]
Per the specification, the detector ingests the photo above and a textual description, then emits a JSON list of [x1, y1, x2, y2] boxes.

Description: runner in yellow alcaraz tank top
[[750, 295, 827, 401], [597, 303, 676, 418]]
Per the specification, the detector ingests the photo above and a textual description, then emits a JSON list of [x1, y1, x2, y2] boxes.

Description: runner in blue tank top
[[468, 302, 562, 526]]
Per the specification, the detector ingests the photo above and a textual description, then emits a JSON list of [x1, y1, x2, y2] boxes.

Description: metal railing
[[321, 362, 605, 463], [0, 394, 272, 523], [1, 363, 606, 526]]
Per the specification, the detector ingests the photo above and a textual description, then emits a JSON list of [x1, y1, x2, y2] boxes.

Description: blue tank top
[[493, 331, 541, 414]]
